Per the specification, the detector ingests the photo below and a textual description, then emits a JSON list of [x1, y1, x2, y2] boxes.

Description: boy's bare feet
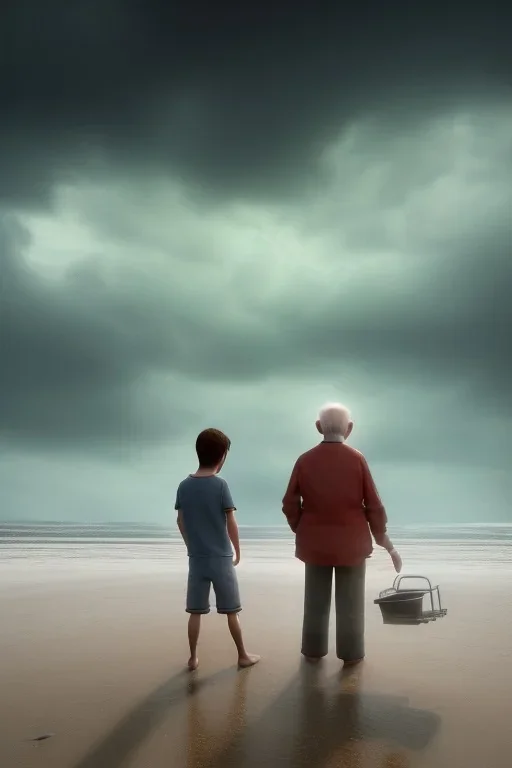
[[227, 613, 259, 668], [187, 656, 199, 671]]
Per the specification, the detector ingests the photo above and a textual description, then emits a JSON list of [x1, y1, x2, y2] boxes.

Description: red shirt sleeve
[[282, 459, 303, 532], [361, 455, 387, 540]]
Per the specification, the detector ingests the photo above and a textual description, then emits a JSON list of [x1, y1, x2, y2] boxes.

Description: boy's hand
[[233, 553, 240, 566]]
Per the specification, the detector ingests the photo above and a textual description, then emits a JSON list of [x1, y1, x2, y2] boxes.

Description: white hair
[[318, 402, 351, 436]]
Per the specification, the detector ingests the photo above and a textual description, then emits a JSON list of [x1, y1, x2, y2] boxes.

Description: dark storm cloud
[[1, 202, 510, 450], [0, 217, 196, 449], [1, 0, 511, 457], [1, 0, 511, 207], [288, 224, 512, 412]]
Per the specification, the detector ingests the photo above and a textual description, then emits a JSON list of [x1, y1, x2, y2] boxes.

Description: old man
[[282, 402, 402, 665]]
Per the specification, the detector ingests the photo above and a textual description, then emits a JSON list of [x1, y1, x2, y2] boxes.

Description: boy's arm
[[226, 510, 240, 565], [174, 486, 188, 547], [222, 480, 240, 565], [176, 509, 188, 547]]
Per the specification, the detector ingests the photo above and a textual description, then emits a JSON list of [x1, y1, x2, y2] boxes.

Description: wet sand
[[1, 567, 511, 768]]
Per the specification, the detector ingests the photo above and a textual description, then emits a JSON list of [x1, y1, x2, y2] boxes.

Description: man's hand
[[233, 553, 240, 567], [389, 548, 402, 573], [375, 533, 402, 573]]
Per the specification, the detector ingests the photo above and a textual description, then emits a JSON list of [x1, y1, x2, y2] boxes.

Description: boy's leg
[[334, 562, 366, 664], [226, 613, 260, 668], [185, 558, 211, 670], [301, 564, 333, 660], [187, 614, 201, 670], [211, 557, 260, 667]]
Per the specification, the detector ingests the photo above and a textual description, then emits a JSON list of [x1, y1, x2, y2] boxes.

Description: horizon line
[[1, 520, 511, 528]]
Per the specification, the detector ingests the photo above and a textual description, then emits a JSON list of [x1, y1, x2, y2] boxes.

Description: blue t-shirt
[[175, 475, 236, 558]]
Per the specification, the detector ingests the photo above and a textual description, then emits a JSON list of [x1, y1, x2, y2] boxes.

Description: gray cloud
[[1, 2, 511, 524], [1, 2, 511, 208], [1, 147, 510, 454]]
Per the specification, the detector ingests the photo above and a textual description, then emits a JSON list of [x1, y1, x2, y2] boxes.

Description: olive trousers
[[301, 561, 366, 661]]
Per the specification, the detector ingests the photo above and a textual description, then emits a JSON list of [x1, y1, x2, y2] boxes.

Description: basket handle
[[393, 574, 433, 591]]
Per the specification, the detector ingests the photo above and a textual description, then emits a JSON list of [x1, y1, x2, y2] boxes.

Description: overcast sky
[[1, 1, 511, 527]]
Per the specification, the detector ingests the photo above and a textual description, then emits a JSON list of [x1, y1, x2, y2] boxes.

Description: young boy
[[175, 428, 260, 671]]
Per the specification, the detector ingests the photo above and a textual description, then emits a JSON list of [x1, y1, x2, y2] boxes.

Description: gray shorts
[[186, 556, 242, 614]]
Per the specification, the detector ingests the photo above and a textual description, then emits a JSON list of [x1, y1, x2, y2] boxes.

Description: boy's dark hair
[[196, 428, 231, 468]]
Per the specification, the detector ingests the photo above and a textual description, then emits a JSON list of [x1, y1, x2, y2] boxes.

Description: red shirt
[[282, 441, 387, 567]]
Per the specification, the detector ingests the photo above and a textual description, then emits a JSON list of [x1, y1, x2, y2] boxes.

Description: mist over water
[[1, 523, 511, 588]]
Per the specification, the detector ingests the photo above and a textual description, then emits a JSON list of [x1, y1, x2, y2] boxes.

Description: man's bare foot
[[343, 657, 364, 667], [238, 653, 260, 668], [303, 655, 322, 664], [187, 656, 199, 671]]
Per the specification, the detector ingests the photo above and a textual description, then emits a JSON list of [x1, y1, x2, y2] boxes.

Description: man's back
[[282, 442, 387, 566], [175, 475, 234, 558], [299, 442, 369, 521]]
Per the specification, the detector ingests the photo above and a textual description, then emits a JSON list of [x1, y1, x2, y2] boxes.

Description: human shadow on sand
[[72, 667, 234, 768], [187, 663, 442, 768], [73, 662, 441, 768]]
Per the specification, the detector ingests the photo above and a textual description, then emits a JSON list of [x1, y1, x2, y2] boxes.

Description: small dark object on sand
[[28, 733, 55, 742], [375, 575, 448, 625]]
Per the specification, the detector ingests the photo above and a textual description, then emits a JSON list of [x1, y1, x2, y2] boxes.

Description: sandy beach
[[1, 527, 511, 768]]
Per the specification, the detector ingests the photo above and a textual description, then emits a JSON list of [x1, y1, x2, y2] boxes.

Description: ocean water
[[1, 522, 511, 587]]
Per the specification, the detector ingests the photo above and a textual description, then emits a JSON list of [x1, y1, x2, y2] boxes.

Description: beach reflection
[[184, 662, 439, 767], [186, 667, 249, 767]]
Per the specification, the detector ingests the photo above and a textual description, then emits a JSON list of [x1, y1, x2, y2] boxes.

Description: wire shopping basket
[[374, 575, 448, 625]]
